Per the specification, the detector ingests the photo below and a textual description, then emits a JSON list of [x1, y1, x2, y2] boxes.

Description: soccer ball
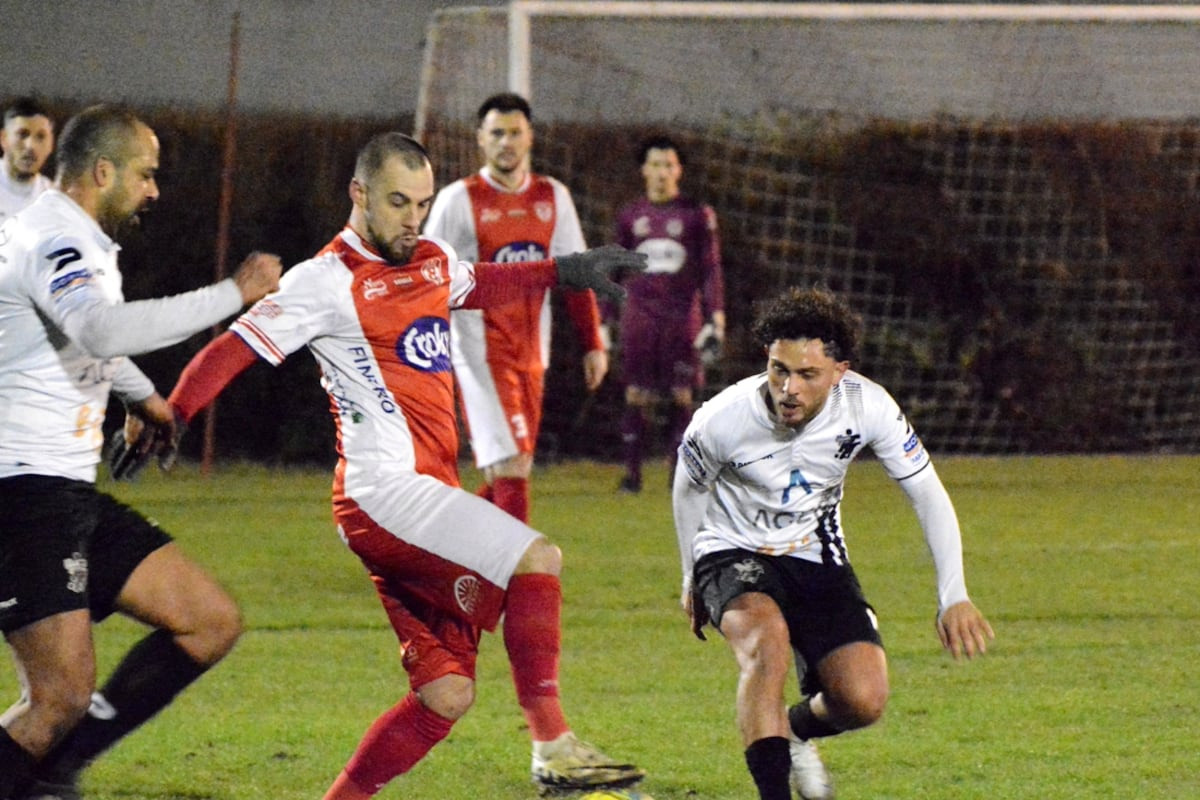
[[576, 790, 654, 800]]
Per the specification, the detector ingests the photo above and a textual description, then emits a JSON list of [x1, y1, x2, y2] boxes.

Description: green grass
[[3, 455, 1198, 799]]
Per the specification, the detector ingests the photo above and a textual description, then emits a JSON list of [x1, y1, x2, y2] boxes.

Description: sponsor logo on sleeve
[[49, 269, 93, 300]]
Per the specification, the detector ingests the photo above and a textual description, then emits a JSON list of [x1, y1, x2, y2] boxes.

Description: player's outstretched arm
[[555, 245, 648, 302], [936, 600, 995, 661]]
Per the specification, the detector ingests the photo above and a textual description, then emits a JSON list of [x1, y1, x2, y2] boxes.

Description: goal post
[[416, 3, 1200, 455]]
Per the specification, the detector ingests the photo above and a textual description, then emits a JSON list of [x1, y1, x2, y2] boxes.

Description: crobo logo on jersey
[[398, 316, 451, 372], [492, 241, 547, 262]]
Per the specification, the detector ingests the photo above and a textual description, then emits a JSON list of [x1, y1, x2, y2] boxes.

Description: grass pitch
[[2, 455, 1197, 799]]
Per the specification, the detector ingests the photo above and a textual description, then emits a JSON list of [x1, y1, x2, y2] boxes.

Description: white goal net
[[417, 2, 1200, 455]]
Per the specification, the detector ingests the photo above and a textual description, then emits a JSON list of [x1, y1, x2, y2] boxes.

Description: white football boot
[[788, 732, 835, 800]]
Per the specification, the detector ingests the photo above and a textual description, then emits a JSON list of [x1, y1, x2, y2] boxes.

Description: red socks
[[492, 477, 530, 523], [325, 692, 454, 798], [504, 573, 568, 741]]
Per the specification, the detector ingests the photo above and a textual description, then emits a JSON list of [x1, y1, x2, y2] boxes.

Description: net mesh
[[416, 5, 1200, 455]]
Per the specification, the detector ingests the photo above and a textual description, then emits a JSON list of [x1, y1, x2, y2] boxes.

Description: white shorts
[[341, 465, 540, 588]]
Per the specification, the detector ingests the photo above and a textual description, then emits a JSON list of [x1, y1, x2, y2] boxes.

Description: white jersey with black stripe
[[678, 369, 933, 569]]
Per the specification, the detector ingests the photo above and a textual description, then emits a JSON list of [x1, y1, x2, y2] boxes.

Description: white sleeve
[[897, 465, 970, 613], [109, 358, 156, 404], [59, 281, 243, 358], [672, 461, 709, 592], [549, 179, 587, 256], [424, 181, 479, 261]]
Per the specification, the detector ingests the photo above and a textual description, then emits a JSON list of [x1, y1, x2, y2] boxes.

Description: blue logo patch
[[492, 241, 546, 262], [49, 268, 92, 298], [397, 316, 451, 372]]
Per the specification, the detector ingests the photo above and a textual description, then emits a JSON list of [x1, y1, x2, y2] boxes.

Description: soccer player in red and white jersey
[[612, 135, 725, 493], [424, 92, 607, 524], [166, 132, 646, 799], [674, 287, 994, 800]]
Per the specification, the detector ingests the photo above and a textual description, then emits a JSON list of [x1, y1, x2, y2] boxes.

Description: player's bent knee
[[418, 674, 476, 721], [827, 682, 889, 730]]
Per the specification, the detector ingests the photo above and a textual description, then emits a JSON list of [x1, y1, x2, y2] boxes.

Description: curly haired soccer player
[[166, 132, 646, 798], [673, 286, 994, 800]]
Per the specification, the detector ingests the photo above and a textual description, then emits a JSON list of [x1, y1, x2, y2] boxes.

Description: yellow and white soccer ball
[[576, 790, 654, 800]]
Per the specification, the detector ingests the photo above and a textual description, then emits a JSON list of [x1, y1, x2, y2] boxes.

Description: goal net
[[416, 2, 1200, 455]]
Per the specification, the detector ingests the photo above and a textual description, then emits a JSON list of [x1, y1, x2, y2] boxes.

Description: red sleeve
[[463, 258, 558, 309], [167, 331, 261, 424], [564, 288, 603, 352]]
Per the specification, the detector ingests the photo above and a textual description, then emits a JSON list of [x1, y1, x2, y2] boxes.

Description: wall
[[0, 0, 504, 118]]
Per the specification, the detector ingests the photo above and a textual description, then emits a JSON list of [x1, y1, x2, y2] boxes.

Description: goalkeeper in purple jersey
[[611, 136, 725, 493]]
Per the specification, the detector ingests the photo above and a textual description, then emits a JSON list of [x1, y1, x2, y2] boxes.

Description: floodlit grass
[[2, 455, 1197, 799]]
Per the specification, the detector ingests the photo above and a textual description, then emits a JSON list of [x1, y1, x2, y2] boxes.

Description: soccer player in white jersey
[[673, 287, 994, 800], [0, 97, 55, 224], [166, 132, 645, 798], [0, 104, 281, 800]]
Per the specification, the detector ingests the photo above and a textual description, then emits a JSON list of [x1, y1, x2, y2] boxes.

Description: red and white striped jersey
[[426, 168, 589, 374], [230, 228, 476, 492]]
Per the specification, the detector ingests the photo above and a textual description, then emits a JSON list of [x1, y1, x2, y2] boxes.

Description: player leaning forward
[[166, 132, 646, 798], [0, 104, 281, 799], [673, 287, 994, 800]]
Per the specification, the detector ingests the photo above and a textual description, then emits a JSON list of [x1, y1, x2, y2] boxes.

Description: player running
[[673, 286, 994, 800], [0, 104, 280, 800]]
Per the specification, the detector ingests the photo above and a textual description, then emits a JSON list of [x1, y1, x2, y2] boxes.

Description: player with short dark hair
[[0, 104, 281, 800], [423, 92, 607, 524], [1, 97, 55, 223], [166, 130, 646, 799], [612, 134, 724, 493], [673, 286, 994, 800]]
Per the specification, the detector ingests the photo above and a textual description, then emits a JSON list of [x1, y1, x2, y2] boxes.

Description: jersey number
[[781, 469, 813, 504], [48, 247, 83, 271]]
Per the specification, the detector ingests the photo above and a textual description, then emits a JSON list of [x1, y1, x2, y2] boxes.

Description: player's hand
[[233, 251, 283, 305], [555, 245, 648, 302], [109, 395, 188, 480], [582, 348, 608, 391], [936, 600, 994, 660], [683, 585, 709, 641]]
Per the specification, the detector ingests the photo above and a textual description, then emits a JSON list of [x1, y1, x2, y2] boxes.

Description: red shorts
[[333, 475, 538, 688], [457, 362, 545, 467]]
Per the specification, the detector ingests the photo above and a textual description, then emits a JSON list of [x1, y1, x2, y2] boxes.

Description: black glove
[[109, 409, 187, 481], [555, 245, 648, 302]]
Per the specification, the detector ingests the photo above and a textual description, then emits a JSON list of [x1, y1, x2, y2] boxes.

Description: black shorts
[[693, 549, 883, 695], [0, 474, 172, 633]]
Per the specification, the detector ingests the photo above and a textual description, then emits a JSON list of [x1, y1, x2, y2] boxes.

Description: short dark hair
[[638, 135, 684, 167], [355, 132, 430, 181], [477, 92, 532, 124], [751, 286, 862, 364], [4, 96, 51, 125], [55, 104, 143, 183]]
